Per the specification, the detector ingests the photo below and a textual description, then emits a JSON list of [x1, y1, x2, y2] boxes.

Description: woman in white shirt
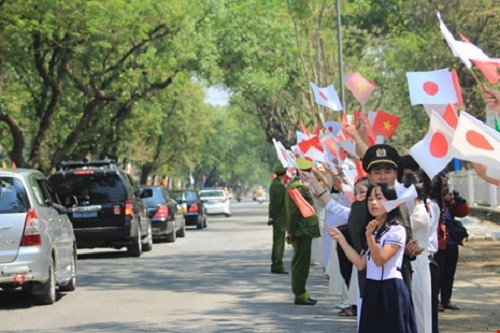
[[327, 183, 417, 333], [402, 170, 433, 333]]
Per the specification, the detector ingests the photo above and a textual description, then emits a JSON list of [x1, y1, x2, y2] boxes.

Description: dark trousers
[[336, 228, 353, 288], [271, 225, 286, 272], [291, 236, 312, 300], [434, 244, 459, 306], [429, 258, 440, 333]]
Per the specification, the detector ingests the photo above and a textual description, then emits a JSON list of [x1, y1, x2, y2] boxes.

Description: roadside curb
[[469, 206, 500, 226]]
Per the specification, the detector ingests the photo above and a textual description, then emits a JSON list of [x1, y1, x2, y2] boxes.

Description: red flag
[[354, 111, 376, 146], [344, 72, 377, 106], [355, 160, 367, 182], [460, 33, 499, 84], [450, 69, 464, 107], [441, 104, 459, 129], [370, 110, 400, 139], [300, 120, 310, 136], [288, 187, 315, 218]]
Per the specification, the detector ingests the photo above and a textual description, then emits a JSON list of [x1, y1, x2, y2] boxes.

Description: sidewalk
[[460, 215, 500, 241]]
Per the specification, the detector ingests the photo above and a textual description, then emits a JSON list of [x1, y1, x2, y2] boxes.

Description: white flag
[[383, 185, 418, 212]]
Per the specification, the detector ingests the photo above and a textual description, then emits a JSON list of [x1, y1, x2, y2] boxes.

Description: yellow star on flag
[[383, 120, 392, 132], [355, 82, 368, 92]]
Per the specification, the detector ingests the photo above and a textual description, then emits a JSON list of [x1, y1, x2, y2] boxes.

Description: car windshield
[[199, 190, 224, 198], [0, 177, 30, 213], [185, 191, 197, 201], [142, 188, 166, 206], [49, 172, 127, 206]]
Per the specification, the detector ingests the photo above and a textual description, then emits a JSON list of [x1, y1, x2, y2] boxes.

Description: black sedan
[[140, 186, 185, 242], [171, 189, 207, 229]]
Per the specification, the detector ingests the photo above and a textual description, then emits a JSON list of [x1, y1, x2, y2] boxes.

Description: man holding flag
[[285, 157, 321, 305]]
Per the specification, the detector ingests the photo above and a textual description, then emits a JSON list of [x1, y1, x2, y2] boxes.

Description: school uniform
[[359, 224, 417, 333]]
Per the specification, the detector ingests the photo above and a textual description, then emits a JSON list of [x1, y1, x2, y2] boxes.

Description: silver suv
[[0, 169, 77, 305]]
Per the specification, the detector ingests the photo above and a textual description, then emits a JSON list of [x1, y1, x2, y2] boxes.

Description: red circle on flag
[[423, 81, 439, 96], [466, 130, 494, 151], [429, 132, 448, 158]]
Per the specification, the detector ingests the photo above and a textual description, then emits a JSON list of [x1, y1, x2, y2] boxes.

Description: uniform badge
[[376, 148, 387, 157]]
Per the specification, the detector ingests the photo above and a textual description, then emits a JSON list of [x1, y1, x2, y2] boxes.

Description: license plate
[[73, 211, 98, 218]]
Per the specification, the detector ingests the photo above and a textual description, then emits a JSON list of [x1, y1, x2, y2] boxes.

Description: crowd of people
[[266, 87, 500, 332]]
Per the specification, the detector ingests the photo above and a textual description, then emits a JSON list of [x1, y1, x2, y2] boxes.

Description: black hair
[[397, 155, 420, 182], [365, 182, 402, 227], [354, 176, 370, 188], [401, 169, 430, 202]]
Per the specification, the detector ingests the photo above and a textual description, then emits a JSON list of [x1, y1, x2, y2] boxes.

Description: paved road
[[0, 200, 498, 332]]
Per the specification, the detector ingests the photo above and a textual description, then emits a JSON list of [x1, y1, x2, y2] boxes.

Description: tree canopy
[[0, 0, 498, 189]]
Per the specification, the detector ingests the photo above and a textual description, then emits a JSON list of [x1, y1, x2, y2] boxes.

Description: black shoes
[[294, 298, 317, 306], [271, 270, 289, 274]]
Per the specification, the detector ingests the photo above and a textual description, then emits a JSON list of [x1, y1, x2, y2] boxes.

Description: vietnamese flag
[[344, 72, 377, 106], [368, 110, 400, 139]]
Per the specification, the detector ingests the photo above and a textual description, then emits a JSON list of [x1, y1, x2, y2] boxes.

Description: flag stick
[[468, 68, 486, 88]]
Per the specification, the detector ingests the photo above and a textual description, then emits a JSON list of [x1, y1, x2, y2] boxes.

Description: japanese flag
[[410, 111, 455, 180], [323, 120, 342, 136], [272, 138, 296, 168], [406, 68, 458, 106], [310, 82, 343, 111], [450, 111, 500, 166]]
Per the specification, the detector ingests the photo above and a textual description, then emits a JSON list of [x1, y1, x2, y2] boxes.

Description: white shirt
[[366, 225, 406, 280], [324, 195, 351, 228], [428, 200, 440, 256]]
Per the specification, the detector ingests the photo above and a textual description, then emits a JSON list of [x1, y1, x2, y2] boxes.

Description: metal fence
[[448, 170, 499, 209]]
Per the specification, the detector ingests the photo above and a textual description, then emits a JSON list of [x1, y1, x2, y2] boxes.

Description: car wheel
[[127, 226, 142, 257], [142, 223, 153, 252], [196, 218, 203, 229], [59, 249, 77, 292], [33, 258, 57, 305], [176, 225, 186, 238], [165, 230, 176, 242], [203, 216, 207, 228]]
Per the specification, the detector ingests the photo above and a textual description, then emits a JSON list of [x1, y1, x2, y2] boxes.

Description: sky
[[204, 86, 230, 106]]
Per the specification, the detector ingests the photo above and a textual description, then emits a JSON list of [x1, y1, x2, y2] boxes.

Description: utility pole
[[335, 0, 346, 111]]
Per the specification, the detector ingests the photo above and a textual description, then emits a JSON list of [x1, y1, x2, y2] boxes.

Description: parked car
[[140, 186, 184, 242], [48, 159, 152, 257], [171, 189, 207, 229], [0, 168, 77, 305], [198, 188, 231, 217]]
